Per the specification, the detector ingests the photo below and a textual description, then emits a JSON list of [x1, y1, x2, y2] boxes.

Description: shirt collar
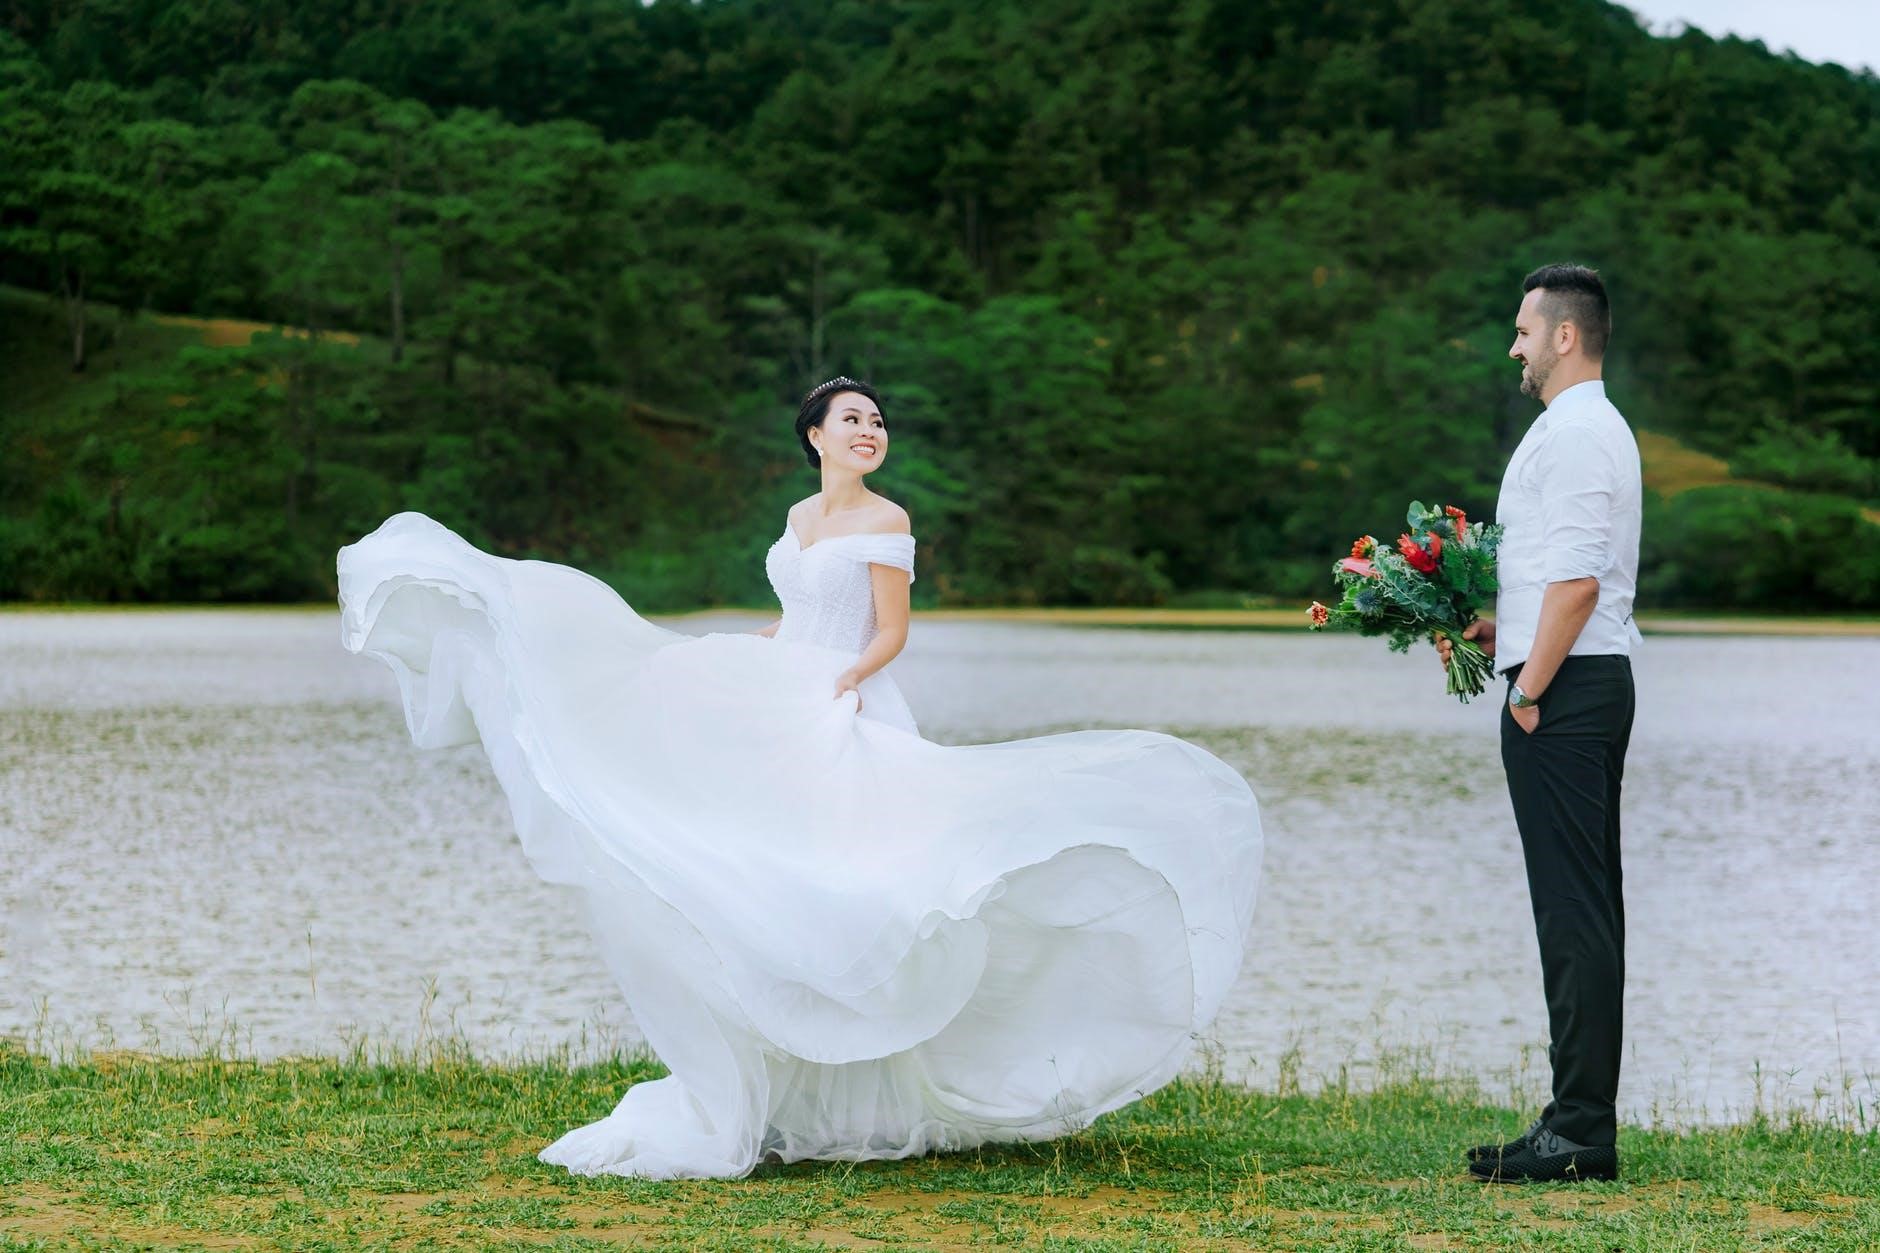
[[1522, 378, 1604, 437], [1544, 379, 1606, 416]]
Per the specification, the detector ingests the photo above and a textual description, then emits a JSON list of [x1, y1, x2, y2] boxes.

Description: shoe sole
[[1469, 1164, 1618, 1184]]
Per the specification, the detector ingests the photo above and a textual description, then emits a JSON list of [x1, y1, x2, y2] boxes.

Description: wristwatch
[[1509, 683, 1540, 709]]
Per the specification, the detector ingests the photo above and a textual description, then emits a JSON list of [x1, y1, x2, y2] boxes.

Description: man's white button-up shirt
[[1493, 380, 1643, 673]]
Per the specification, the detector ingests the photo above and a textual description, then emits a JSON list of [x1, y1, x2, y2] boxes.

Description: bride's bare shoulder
[[863, 497, 911, 535]]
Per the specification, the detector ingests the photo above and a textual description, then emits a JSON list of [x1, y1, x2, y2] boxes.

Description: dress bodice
[[766, 529, 916, 656]]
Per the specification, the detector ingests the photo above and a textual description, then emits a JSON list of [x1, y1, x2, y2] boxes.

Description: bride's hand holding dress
[[832, 557, 910, 709]]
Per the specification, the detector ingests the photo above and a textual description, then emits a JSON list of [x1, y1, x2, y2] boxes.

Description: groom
[[1442, 264, 1642, 1183]]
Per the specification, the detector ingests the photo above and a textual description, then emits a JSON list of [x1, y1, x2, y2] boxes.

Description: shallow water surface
[[1, 609, 1874, 1124]]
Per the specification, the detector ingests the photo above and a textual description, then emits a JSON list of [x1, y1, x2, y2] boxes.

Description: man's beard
[[1519, 351, 1555, 399]]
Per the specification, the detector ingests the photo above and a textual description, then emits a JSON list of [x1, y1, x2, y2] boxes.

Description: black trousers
[[1501, 654, 1635, 1146]]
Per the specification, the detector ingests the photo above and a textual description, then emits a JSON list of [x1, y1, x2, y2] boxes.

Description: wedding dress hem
[[338, 511, 1262, 1179]]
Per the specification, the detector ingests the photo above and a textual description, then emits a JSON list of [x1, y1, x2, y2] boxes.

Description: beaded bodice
[[765, 530, 917, 656]]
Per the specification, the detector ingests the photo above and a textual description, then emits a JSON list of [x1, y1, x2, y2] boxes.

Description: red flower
[[1308, 601, 1330, 628], [1427, 531, 1443, 561], [1338, 557, 1378, 578], [1350, 535, 1377, 559], [1397, 533, 1439, 574], [1444, 505, 1468, 532]]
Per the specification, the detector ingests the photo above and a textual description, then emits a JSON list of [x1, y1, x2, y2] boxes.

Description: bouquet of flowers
[[1307, 501, 1505, 701]]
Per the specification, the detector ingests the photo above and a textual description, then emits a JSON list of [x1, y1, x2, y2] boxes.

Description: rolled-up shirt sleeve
[[1537, 427, 1617, 583]]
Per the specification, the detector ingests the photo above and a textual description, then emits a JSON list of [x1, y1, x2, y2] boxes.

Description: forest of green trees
[[2, 0, 1876, 609]]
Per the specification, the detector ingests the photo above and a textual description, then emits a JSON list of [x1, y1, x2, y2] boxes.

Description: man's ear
[[1556, 319, 1578, 357]]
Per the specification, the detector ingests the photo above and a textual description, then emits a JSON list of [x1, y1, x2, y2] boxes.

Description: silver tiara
[[802, 375, 863, 406]]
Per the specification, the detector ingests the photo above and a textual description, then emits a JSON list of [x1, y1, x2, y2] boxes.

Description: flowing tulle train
[[338, 512, 1262, 1178]]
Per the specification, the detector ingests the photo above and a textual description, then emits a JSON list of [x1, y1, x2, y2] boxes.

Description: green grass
[[1, 1042, 1873, 1250]]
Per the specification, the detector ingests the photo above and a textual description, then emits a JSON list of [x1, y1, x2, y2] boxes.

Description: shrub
[[1641, 485, 1880, 609], [1730, 427, 1877, 501]]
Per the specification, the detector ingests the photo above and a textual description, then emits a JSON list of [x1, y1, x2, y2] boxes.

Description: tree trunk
[[439, 246, 459, 386], [63, 266, 87, 373], [389, 241, 406, 364], [809, 250, 826, 380], [284, 360, 303, 530], [388, 159, 407, 365]]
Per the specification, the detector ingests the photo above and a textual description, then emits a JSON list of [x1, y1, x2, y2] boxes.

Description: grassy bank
[[1, 1046, 1873, 1250]]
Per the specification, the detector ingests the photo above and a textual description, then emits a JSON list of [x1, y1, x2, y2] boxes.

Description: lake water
[[2, 609, 1874, 1126]]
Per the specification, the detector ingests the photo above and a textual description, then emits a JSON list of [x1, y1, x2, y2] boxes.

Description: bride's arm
[[751, 620, 780, 638], [834, 563, 911, 697]]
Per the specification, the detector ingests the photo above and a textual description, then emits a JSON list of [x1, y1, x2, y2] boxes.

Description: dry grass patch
[[152, 312, 361, 349], [1638, 428, 1744, 497], [3, 1185, 260, 1251]]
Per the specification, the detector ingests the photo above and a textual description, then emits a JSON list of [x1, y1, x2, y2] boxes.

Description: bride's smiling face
[[810, 391, 889, 474]]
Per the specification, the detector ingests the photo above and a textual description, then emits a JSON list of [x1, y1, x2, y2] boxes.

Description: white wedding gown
[[338, 512, 1263, 1178]]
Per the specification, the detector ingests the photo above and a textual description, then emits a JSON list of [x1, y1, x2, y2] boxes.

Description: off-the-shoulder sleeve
[[838, 533, 916, 584]]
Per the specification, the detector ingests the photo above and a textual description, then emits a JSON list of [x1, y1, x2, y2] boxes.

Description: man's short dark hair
[[1523, 264, 1610, 359]]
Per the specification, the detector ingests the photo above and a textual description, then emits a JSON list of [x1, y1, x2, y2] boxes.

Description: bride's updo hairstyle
[[795, 376, 884, 469]]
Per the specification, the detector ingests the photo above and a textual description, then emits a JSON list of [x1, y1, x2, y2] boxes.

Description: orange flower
[[1445, 506, 1471, 546], [1350, 535, 1377, 559], [1308, 601, 1330, 628]]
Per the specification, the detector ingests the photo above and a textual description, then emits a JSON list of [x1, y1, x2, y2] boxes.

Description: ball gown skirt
[[337, 512, 1263, 1179]]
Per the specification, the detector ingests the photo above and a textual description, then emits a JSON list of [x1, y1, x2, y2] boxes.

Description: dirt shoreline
[[903, 607, 1880, 636]]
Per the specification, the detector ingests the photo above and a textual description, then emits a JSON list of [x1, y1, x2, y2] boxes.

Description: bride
[[337, 376, 1264, 1179]]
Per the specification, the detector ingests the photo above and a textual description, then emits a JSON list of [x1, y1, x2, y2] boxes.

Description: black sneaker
[[1469, 1126, 1618, 1183], [1465, 1116, 1545, 1164]]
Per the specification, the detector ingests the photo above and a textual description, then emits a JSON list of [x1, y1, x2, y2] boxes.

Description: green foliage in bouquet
[[1309, 502, 1504, 701]]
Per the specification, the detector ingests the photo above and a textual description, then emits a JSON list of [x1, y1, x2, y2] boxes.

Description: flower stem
[[1434, 629, 1494, 703]]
